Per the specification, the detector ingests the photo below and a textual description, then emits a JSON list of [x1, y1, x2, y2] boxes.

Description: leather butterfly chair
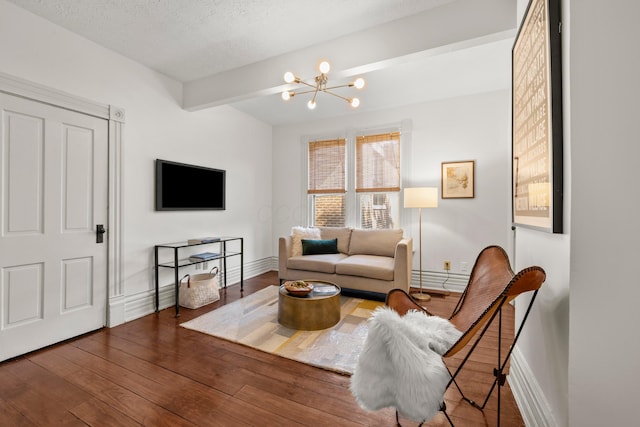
[[386, 245, 546, 427]]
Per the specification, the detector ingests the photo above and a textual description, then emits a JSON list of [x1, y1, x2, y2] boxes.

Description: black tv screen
[[155, 159, 225, 210]]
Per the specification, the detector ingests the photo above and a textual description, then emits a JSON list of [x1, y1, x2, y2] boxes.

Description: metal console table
[[154, 236, 243, 317]]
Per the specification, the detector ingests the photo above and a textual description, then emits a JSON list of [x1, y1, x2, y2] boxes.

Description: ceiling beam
[[183, 0, 516, 111]]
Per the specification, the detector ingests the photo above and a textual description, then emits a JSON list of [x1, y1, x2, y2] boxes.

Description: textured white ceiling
[[8, 0, 453, 82], [6, 0, 516, 125]]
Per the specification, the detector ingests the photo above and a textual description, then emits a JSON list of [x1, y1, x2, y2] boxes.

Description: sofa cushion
[[287, 253, 348, 274], [302, 238, 338, 255], [348, 229, 403, 257], [336, 255, 395, 281], [291, 226, 321, 257], [318, 227, 352, 254]]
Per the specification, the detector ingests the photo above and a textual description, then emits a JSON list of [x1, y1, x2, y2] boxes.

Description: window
[[307, 131, 402, 229], [308, 138, 346, 227], [356, 132, 400, 229]]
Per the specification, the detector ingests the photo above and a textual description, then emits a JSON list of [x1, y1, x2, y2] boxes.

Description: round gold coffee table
[[277, 280, 341, 330]]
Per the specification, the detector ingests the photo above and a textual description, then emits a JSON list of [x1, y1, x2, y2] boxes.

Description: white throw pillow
[[291, 226, 321, 257]]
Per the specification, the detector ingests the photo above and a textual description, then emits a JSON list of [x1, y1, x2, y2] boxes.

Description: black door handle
[[96, 224, 106, 243]]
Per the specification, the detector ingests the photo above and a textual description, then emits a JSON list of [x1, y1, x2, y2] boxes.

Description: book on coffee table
[[312, 284, 338, 295]]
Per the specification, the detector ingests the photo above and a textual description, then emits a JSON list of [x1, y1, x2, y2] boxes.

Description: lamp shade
[[404, 187, 438, 208]]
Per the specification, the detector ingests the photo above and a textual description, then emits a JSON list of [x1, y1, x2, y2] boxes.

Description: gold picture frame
[[441, 161, 474, 199]]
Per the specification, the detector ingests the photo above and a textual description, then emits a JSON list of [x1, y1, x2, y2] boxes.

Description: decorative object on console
[[441, 160, 475, 199], [178, 267, 220, 309], [404, 187, 438, 302], [281, 60, 365, 109], [187, 237, 221, 244], [189, 252, 220, 262]]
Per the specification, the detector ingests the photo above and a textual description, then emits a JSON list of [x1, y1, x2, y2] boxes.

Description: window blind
[[308, 138, 346, 194], [356, 132, 400, 193]]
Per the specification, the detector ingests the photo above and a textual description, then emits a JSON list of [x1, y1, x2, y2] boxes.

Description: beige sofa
[[278, 227, 412, 297]]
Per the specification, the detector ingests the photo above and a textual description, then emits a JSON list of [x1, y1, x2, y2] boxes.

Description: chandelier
[[281, 61, 365, 110]]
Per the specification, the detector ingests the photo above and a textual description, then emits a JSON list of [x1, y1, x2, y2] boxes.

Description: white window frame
[[302, 120, 412, 229]]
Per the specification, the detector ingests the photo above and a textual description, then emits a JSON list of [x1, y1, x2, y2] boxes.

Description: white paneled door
[[0, 93, 108, 361]]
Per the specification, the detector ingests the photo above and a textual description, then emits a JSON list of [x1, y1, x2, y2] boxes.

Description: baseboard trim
[[509, 347, 559, 427], [107, 295, 125, 327], [122, 257, 274, 322]]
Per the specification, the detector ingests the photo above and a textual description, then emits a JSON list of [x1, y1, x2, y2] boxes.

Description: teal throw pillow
[[301, 238, 339, 255]]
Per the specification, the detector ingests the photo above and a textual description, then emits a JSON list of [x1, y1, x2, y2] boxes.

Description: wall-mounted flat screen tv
[[155, 159, 225, 211]]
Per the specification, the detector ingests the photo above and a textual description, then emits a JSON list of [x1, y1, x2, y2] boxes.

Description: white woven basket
[[179, 267, 220, 309]]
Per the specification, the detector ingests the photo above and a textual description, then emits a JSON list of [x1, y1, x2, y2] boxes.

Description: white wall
[[273, 90, 512, 277], [514, 1, 640, 426], [0, 1, 274, 318], [568, 1, 640, 426], [512, 0, 570, 425]]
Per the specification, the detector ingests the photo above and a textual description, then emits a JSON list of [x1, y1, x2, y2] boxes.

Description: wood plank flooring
[[0, 271, 525, 426]]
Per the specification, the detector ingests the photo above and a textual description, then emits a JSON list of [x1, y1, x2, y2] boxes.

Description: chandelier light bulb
[[319, 61, 331, 74], [283, 71, 295, 83], [282, 60, 367, 110]]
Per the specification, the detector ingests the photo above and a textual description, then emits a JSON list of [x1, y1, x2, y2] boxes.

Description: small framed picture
[[442, 161, 474, 199]]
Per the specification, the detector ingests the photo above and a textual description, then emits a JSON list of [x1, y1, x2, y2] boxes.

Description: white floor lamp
[[404, 187, 438, 302]]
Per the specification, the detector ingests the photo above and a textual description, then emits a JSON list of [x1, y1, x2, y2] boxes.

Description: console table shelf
[[154, 236, 243, 317]]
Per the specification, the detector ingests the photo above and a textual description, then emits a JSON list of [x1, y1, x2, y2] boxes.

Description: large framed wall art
[[512, 0, 563, 233]]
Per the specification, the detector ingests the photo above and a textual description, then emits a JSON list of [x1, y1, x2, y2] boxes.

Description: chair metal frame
[[386, 245, 546, 427]]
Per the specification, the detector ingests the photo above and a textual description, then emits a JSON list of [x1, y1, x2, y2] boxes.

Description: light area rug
[[180, 285, 383, 375]]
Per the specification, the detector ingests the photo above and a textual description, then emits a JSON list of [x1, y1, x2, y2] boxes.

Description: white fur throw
[[350, 307, 463, 422]]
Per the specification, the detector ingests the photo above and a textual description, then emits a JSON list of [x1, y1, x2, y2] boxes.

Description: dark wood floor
[[0, 271, 524, 426]]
